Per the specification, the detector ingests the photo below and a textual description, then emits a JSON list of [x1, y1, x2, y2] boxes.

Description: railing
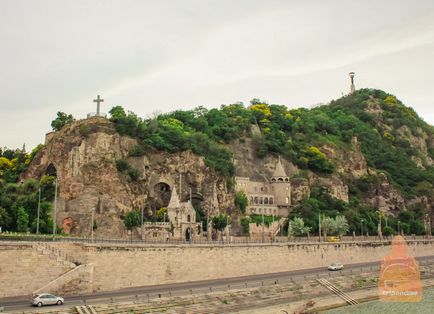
[[0, 233, 433, 246]]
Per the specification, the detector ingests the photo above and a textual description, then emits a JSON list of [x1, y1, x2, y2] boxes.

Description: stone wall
[[2, 240, 434, 297], [0, 243, 73, 297], [84, 240, 434, 292]]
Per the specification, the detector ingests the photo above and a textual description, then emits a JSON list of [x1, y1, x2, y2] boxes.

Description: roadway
[[1, 255, 433, 313]]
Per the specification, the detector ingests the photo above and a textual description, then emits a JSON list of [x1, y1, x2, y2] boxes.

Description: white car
[[30, 293, 64, 307], [328, 262, 344, 271]]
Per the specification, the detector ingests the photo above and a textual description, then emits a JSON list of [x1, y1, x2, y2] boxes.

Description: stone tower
[[270, 157, 291, 206], [349, 72, 355, 94]]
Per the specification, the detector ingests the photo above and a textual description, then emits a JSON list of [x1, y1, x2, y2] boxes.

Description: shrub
[[234, 191, 248, 214], [123, 210, 141, 230], [129, 145, 146, 157], [116, 159, 130, 172], [79, 124, 91, 137], [240, 217, 250, 235], [128, 167, 141, 181]]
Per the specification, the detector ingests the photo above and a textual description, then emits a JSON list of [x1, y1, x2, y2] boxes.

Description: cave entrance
[[153, 182, 172, 210], [45, 163, 57, 177]]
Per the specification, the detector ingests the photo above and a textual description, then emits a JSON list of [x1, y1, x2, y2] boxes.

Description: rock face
[[23, 117, 233, 238], [365, 173, 406, 213]]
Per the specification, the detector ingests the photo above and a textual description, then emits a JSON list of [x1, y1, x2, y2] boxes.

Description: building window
[[285, 178, 289, 182], [187, 215, 191, 222], [269, 198, 273, 204], [250, 196, 254, 204], [254, 197, 258, 204], [264, 198, 269, 204], [259, 208, 262, 213], [153, 232, 158, 237], [261, 187, 263, 191], [259, 197, 263, 204]]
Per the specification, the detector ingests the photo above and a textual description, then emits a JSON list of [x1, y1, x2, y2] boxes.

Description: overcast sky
[[1, 0, 434, 150]]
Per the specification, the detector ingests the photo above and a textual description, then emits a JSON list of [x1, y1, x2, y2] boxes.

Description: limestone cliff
[[23, 117, 232, 238]]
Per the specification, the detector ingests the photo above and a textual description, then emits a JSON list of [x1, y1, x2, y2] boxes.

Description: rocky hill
[[2, 88, 433, 238]]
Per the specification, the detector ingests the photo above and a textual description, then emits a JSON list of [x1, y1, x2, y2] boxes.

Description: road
[[1, 255, 433, 313]]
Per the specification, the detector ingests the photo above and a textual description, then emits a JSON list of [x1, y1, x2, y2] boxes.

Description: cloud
[[0, 0, 433, 149]]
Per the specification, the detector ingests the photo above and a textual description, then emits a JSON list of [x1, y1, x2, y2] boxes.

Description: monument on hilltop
[[349, 72, 356, 94], [87, 94, 107, 118]]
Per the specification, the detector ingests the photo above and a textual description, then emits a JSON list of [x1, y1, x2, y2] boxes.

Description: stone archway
[[153, 182, 172, 209], [185, 227, 192, 241]]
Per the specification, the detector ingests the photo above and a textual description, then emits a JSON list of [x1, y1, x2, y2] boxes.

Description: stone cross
[[93, 95, 104, 116]]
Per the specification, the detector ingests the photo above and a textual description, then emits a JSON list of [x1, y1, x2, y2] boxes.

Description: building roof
[[167, 186, 181, 209], [272, 157, 288, 178]]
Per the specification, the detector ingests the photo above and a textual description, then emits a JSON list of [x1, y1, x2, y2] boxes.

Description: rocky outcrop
[[320, 137, 368, 178], [22, 117, 233, 238], [365, 173, 406, 213], [291, 177, 310, 204]]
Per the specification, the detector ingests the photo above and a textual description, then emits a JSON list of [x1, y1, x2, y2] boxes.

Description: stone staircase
[[33, 243, 77, 268], [273, 218, 287, 237]]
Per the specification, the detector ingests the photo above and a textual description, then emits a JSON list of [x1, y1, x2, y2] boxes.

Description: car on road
[[30, 293, 64, 307], [328, 262, 344, 271]]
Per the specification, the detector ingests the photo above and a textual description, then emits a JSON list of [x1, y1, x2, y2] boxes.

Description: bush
[[128, 167, 141, 181], [79, 124, 91, 137], [383, 226, 395, 236], [123, 211, 141, 230], [234, 191, 248, 214], [129, 145, 146, 157], [116, 159, 130, 172], [240, 217, 250, 235]]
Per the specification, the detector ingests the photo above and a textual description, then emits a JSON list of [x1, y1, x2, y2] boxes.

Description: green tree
[[123, 211, 141, 230], [234, 191, 248, 214], [212, 214, 229, 232], [51, 112, 75, 131], [289, 217, 311, 236], [240, 217, 250, 235], [334, 215, 349, 236], [0, 207, 11, 229], [16, 206, 29, 232], [321, 216, 335, 239]]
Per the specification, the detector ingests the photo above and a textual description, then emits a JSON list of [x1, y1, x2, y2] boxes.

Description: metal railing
[[0, 232, 433, 246]]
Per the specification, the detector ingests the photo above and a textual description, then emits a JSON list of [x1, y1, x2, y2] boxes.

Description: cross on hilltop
[[93, 95, 104, 116], [87, 94, 107, 118]]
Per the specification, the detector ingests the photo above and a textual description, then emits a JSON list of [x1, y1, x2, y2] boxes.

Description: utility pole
[[226, 214, 230, 244], [52, 177, 58, 238], [361, 219, 364, 239], [318, 212, 321, 242], [91, 208, 95, 242], [36, 187, 41, 235]]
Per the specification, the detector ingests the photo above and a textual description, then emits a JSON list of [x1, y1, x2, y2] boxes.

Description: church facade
[[235, 158, 291, 217]]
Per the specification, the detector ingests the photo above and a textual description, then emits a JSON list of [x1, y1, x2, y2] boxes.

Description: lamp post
[[398, 220, 401, 235], [226, 214, 229, 244], [91, 208, 95, 242], [318, 211, 322, 242], [52, 177, 58, 238], [360, 219, 364, 239], [36, 187, 41, 235]]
